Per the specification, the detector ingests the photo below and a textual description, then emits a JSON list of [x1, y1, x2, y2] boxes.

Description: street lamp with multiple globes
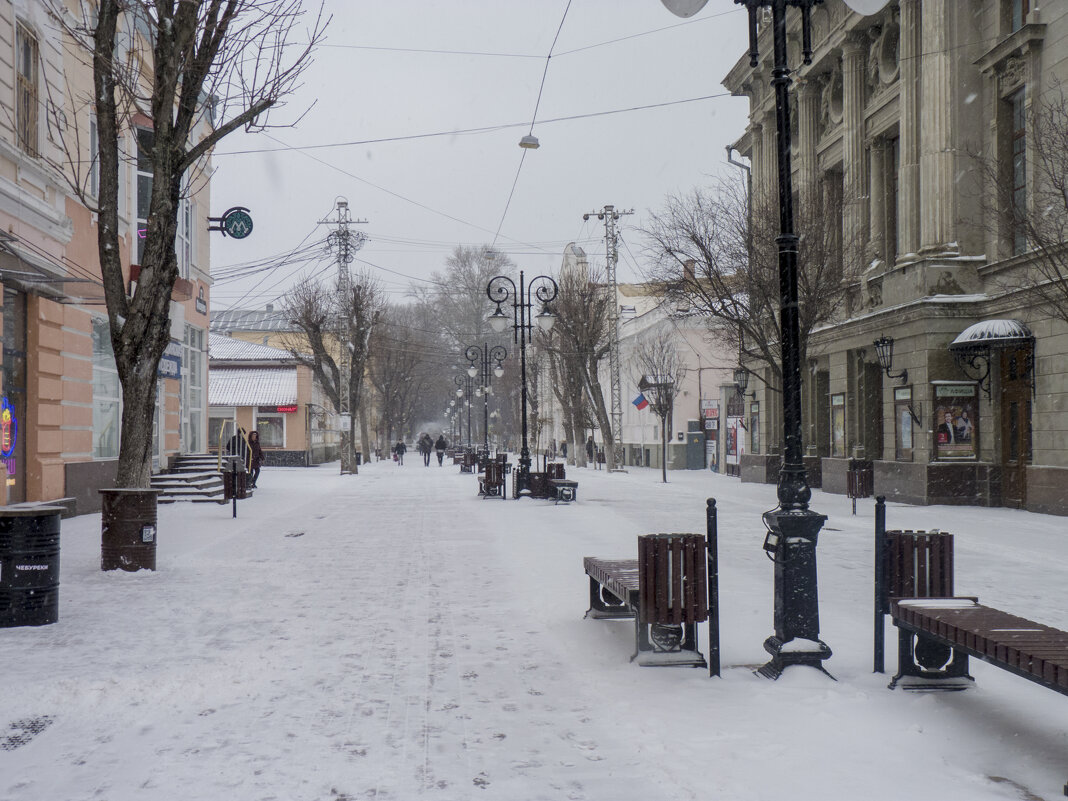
[[466, 344, 507, 455], [661, 0, 890, 679], [486, 270, 558, 495], [454, 374, 476, 448]]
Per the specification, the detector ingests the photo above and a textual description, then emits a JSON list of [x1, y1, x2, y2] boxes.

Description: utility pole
[[318, 199, 367, 474], [584, 205, 632, 472]]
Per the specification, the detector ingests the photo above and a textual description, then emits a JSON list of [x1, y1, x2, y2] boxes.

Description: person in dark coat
[[418, 433, 433, 466], [394, 440, 407, 465], [248, 430, 264, 488], [585, 435, 594, 462], [434, 434, 448, 466]]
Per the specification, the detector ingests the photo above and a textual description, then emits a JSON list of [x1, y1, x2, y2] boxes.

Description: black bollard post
[[706, 498, 721, 678]]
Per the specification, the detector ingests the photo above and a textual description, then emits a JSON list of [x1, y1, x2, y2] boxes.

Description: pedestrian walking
[[248, 430, 264, 488], [560, 440, 568, 460], [394, 440, 406, 465], [418, 433, 433, 466], [585, 435, 594, 463], [434, 434, 448, 466], [226, 427, 252, 472]]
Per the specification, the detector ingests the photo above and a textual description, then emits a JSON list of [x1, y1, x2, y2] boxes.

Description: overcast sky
[[208, 0, 752, 311]]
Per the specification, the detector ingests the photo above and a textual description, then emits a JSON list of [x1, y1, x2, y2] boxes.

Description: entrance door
[[1000, 347, 1032, 508]]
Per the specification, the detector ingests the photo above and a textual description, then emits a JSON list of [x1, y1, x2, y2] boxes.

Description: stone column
[[868, 137, 888, 265], [797, 77, 821, 210], [919, 0, 956, 254], [897, 0, 920, 259], [842, 35, 869, 272]]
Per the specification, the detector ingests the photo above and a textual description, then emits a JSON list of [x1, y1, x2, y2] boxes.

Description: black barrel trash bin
[[0, 507, 63, 627], [100, 488, 159, 572]]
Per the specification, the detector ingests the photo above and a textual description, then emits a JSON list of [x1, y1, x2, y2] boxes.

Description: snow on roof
[[950, 319, 1033, 349], [209, 367, 297, 407], [210, 307, 293, 333], [208, 333, 293, 362]]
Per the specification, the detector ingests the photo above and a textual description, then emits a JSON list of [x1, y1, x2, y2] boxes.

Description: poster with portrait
[[933, 382, 978, 460], [725, 416, 743, 465]]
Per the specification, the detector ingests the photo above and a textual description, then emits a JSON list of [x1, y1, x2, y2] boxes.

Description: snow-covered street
[[2, 460, 1066, 800]]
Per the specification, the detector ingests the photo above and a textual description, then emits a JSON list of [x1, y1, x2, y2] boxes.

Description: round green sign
[[222, 208, 253, 239]]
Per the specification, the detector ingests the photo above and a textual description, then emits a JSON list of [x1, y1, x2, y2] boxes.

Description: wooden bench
[[477, 461, 506, 499], [545, 462, 577, 503], [583, 499, 720, 674], [874, 497, 1068, 698], [459, 451, 476, 473]]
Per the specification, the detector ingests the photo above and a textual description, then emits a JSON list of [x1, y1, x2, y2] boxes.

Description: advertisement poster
[[725, 416, 744, 465], [934, 383, 978, 460]]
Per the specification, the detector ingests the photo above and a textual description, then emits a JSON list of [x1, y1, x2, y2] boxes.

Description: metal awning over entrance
[[948, 319, 1034, 398]]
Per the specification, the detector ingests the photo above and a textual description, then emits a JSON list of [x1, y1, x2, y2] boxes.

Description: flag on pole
[[632, 393, 649, 410]]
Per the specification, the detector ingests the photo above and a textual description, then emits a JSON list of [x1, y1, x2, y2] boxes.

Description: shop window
[[92, 317, 121, 459], [830, 394, 846, 458], [893, 386, 915, 461], [933, 383, 978, 461], [749, 402, 760, 455], [183, 326, 204, 451], [208, 409, 235, 451], [256, 413, 284, 448]]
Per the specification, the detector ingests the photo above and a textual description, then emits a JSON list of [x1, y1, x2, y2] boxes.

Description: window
[[1011, 0, 1029, 32], [255, 413, 285, 448], [136, 128, 153, 264], [89, 116, 99, 198], [16, 23, 38, 157], [92, 317, 121, 459], [830, 393, 846, 458], [208, 409, 235, 451], [893, 386, 914, 461], [749, 402, 760, 455], [1010, 90, 1027, 256], [183, 326, 204, 452]]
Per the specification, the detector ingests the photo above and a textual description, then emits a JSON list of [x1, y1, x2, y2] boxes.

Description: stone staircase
[[151, 453, 229, 504]]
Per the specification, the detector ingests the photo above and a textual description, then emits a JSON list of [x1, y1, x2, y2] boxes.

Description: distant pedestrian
[[394, 440, 406, 465], [418, 433, 433, 466], [585, 435, 594, 463], [434, 434, 448, 466], [248, 430, 264, 488], [560, 440, 567, 460], [226, 427, 251, 473]]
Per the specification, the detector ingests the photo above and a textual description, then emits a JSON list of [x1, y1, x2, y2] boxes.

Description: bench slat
[[891, 599, 1068, 693]]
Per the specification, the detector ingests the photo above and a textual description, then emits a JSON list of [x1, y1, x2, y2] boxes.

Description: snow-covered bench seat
[[584, 532, 710, 668]]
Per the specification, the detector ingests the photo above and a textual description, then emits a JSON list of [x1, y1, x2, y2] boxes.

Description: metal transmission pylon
[[584, 205, 632, 472], [318, 199, 367, 474]]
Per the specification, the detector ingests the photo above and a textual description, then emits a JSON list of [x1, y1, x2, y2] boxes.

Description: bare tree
[[642, 172, 852, 388], [368, 305, 430, 447], [975, 86, 1068, 325], [542, 265, 614, 467], [413, 246, 515, 353], [279, 271, 383, 470], [632, 330, 687, 484], [49, 1, 326, 487]]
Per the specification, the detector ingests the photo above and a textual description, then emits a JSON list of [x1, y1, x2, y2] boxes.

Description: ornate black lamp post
[[486, 270, 558, 495], [454, 375, 476, 448], [738, 0, 831, 680], [466, 344, 507, 455], [662, 0, 832, 678]]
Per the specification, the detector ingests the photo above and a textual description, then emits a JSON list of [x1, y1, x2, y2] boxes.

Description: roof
[[208, 333, 294, 363], [210, 307, 293, 333], [209, 367, 298, 407]]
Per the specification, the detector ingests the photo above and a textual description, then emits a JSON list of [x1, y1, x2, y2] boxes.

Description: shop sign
[[258, 405, 298, 413], [158, 340, 182, 379]]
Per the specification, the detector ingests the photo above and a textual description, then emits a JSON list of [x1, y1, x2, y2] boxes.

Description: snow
[[2, 461, 1066, 800]]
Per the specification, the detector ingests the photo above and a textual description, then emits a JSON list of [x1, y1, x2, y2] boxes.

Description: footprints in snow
[[1, 716, 54, 751]]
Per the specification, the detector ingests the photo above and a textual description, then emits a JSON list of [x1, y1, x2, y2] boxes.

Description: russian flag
[[632, 393, 649, 410]]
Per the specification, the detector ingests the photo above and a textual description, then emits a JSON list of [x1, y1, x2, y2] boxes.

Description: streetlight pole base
[[756, 635, 834, 681]]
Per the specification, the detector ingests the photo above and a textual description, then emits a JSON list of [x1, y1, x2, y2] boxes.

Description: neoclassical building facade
[[724, 0, 1068, 514]]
